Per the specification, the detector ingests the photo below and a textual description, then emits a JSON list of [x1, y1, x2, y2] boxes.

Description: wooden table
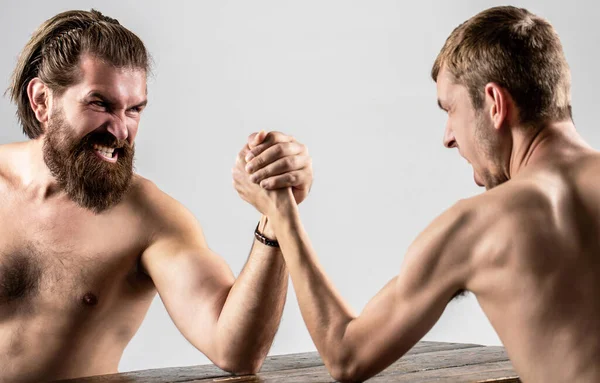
[[55, 341, 520, 382]]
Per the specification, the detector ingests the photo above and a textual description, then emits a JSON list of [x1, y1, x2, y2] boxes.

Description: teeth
[[93, 144, 116, 158]]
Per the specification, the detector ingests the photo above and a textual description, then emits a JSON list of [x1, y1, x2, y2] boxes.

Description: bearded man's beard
[[42, 109, 135, 213]]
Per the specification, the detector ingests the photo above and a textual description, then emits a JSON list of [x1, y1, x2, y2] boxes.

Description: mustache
[[79, 131, 130, 150]]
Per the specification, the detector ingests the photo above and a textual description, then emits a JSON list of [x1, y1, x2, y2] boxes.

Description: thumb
[[250, 130, 267, 148]]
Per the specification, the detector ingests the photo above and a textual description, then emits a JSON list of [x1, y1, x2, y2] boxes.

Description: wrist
[[270, 188, 296, 219], [270, 200, 299, 235], [259, 215, 277, 240]]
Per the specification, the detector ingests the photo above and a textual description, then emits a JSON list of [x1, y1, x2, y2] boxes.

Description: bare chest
[[0, 194, 153, 315]]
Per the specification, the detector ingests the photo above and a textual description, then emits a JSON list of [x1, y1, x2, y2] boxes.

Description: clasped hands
[[232, 131, 313, 219]]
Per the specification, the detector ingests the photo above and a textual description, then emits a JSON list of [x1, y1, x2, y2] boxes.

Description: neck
[[21, 138, 63, 200], [508, 119, 591, 178]]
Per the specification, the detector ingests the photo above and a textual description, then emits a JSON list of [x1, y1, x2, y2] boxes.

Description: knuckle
[[261, 166, 272, 177], [254, 155, 265, 167], [306, 157, 313, 168], [286, 156, 297, 168], [295, 155, 308, 167], [255, 169, 267, 180], [274, 144, 285, 156], [255, 143, 267, 154], [284, 141, 295, 153]]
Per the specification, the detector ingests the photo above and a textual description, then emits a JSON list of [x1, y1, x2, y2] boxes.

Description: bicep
[[342, 204, 473, 377], [342, 266, 456, 378], [141, 218, 235, 354]]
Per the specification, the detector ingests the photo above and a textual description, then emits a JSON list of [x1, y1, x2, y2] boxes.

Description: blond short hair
[[432, 6, 571, 125]]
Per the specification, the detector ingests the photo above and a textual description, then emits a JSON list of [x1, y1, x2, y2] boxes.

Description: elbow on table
[[214, 353, 264, 375], [326, 353, 369, 383], [328, 364, 366, 383]]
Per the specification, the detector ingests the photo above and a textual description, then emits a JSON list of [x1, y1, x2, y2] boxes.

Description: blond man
[[234, 6, 600, 382]]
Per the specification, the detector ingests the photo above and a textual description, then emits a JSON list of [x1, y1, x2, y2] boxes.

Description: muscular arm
[[270, 189, 473, 382], [140, 187, 287, 374]]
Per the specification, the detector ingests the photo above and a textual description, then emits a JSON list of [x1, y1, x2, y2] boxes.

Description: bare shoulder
[[464, 179, 563, 278], [131, 175, 210, 277], [0, 142, 30, 191], [127, 174, 170, 210], [126, 174, 203, 241], [567, 152, 600, 209], [490, 180, 556, 232], [0, 145, 9, 187]]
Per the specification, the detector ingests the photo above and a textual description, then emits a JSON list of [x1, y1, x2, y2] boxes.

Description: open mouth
[[92, 144, 122, 163]]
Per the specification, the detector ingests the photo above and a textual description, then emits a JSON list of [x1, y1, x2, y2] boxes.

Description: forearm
[[270, 204, 357, 369], [214, 215, 288, 373]]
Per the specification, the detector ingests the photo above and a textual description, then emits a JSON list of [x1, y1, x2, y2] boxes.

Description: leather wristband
[[254, 222, 280, 248]]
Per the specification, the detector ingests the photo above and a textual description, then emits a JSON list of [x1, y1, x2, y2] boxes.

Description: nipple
[[82, 292, 98, 306]]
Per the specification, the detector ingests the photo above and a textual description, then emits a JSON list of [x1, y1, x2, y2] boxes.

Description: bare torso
[[3, 138, 600, 383], [0, 142, 158, 382], [468, 152, 600, 382]]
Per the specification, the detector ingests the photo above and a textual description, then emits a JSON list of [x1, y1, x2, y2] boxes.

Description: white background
[[1, 0, 598, 372]]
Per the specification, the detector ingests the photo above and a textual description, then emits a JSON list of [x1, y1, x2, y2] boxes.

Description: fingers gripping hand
[[244, 131, 314, 204], [232, 143, 273, 215], [232, 139, 297, 217]]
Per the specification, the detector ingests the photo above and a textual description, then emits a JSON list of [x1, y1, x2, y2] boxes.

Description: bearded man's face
[[43, 106, 135, 213], [41, 56, 147, 212]]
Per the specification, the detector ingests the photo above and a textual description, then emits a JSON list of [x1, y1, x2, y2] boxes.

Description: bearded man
[[0, 9, 312, 382]]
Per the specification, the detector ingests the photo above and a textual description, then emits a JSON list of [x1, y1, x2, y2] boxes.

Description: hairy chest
[[0, 196, 153, 315]]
